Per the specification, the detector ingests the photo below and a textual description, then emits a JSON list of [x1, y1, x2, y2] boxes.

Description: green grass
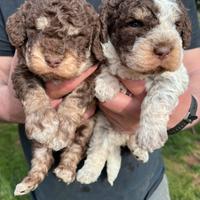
[[0, 123, 200, 200], [0, 123, 30, 200], [163, 126, 200, 200]]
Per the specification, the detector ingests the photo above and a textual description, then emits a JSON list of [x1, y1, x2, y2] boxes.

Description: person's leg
[[148, 175, 171, 200], [31, 192, 37, 200]]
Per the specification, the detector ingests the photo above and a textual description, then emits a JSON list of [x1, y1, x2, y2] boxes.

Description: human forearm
[[168, 49, 200, 129], [0, 57, 12, 84], [0, 54, 24, 123], [0, 84, 24, 123]]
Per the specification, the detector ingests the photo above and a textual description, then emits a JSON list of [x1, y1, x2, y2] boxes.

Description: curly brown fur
[[7, 0, 104, 146], [14, 142, 53, 195], [100, 0, 159, 43], [6, 0, 104, 195], [54, 118, 95, 183], [7, 0, 103, 80], [49, 72, 98, 151]]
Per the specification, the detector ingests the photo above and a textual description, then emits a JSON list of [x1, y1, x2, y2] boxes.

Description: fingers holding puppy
[[46, 66, 98, 99]]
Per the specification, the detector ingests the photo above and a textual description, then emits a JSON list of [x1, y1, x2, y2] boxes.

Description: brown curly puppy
[[6, 0, 103, 195]]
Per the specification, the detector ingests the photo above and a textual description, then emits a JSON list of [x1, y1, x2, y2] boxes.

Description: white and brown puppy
[[6, 0, 103, 195], [77, 0, 191, 185]]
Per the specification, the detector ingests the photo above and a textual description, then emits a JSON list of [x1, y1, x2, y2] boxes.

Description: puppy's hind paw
[[132, 148, 149, 163], [14, 182, 38, 196], [54, 167, 75, 184], [107, 176, 116, 186], [76, 168, 99, 184]]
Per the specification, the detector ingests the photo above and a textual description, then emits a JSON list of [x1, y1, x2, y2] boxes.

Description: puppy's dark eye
[[127, 20, 144, 28], [175, 20, 181, 26]]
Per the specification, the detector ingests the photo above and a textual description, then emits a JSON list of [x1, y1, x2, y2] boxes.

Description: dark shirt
[[0, 1, 200, 200]]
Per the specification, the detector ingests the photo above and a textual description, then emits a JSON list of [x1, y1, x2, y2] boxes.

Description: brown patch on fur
[[11, 63, 41, 101], [100, 0, 159, 47], [6, 2, 28, 47], [54, 118, 95, 183]]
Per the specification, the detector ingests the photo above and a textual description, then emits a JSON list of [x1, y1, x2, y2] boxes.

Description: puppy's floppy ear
[[6, 4, 27, 48], [84, 2, 105, 62], [99, 0, 110, 43], [176, 0, 192, 49], [91, 22, 105, 62], [99, 0, 123, 43], [91, 24, 105, 62]]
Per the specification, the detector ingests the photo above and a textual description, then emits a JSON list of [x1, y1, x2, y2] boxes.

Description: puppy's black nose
[[45, 56, 62, 68], [153, 46, 172, 59]]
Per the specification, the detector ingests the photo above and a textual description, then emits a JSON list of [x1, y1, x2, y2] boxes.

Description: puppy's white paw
[[95, 77, 120, 102], [26, 107, 59, 144], [77, 168, 99, 184], [14, 181, 38, 196], [54, 167, 75, 184], [107, 174, 116, 186], [137, 127, 168, 152], [132, 148, 149, 163]]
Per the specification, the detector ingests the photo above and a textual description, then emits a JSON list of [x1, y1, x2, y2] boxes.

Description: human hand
[[100, 79, 191, 133], [46, 65, 98, 120], [99, 80, 146, 132], [0, 53, 25, 123]]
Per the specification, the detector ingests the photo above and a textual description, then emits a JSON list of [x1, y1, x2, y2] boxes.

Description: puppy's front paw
[[26, 107, 59, 144], [54, 166, 76, 184], [77, 168, 99, 184], [48, 115, 76, 151], [137, 127, 168, 152], [95, 77, 120, 102], [48, 136, 71, 151]]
